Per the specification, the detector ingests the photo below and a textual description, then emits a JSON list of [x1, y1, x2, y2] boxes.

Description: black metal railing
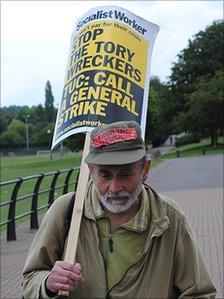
[[0, 167, 80, 241]]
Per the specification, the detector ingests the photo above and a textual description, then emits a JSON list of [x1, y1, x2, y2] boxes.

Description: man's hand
[[46, 261, 84, 294]]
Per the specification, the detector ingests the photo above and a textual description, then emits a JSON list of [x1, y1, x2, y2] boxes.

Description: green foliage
[[169, 21, 224, 146], [31, 123, 54, 147], [34, 104, 47, 126], [146, 76, 173, 147], [16, 107, 31, 122], [0, 109, 12, 133], [0, 119, 26, 147], [170, 21, 223, 95], [1, 105, 29, 119], [45, 81, 56, 122], [186, 70, 224, 147], [0, 81, 59, 149]]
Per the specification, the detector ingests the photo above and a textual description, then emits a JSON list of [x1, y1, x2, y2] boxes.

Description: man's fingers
[[46, 261, 84, 293], [53, 269, 83, 284], [55, 261, 83, 275], [74, 263, 84, 281], [52, 272, 76, 286], [53, 263, 84, 282]]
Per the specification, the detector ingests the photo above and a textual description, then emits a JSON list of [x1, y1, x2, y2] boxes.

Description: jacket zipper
[[107, 233, 113, 298], [108, 233, 113, 252]]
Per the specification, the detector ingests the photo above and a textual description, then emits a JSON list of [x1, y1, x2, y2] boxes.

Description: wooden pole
[[58, 132, 91, 297]]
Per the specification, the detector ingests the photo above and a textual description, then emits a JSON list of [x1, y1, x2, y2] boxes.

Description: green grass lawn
[[1, 152, 82, 181], [0, 152, 82, 231], [162, 137, 224, 159]]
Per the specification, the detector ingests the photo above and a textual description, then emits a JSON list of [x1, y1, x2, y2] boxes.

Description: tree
[[145, 76, 173, 147], [31, 123, 55, 147], [1, 105, 29, 119], [0, 103, 57, 148], [32, 104, 47, 128], [45, 81, 56, 122], [0, 109, 12, 133], [170, 21, 223, 96], [183, 71, 224, 147], [17, 107, 32, 123], [169, 20, 224, 136]]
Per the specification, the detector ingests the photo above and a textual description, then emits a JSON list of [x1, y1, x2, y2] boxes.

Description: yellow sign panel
[[66, 21, 149, 89]]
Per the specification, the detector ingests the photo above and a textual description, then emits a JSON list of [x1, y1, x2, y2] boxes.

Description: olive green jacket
[[22, 184, 216, 299]]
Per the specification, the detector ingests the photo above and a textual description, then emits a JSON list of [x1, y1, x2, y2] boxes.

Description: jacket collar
[[146, 186, 170, 239]]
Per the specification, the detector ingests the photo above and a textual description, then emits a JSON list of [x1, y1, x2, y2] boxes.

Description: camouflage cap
[[84, 120, 146, 165]]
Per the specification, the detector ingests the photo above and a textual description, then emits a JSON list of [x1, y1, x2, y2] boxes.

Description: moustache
[[105, 191, 131, 200]]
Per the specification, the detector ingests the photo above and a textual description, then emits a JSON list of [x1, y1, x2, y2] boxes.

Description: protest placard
[[52, 6, 159, 149]]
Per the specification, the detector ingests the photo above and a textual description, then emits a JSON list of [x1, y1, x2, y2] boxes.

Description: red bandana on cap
[[92, 128, 137, 148]]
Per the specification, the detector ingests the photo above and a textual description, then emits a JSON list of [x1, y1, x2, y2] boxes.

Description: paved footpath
[[148, 154, 223, 298], [1, 154, 223, 298]]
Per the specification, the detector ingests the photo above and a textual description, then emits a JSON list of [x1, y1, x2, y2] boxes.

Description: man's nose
[[109, 178, 123, 193]]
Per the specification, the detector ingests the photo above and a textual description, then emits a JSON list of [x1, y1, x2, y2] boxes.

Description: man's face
[[89, 159, 150, 214]]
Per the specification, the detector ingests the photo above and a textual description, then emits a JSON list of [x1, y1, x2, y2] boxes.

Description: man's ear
[[142, 158, 151, 182]]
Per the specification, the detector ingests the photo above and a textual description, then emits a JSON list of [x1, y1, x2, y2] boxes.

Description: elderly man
[[22, 121, 216, 298]]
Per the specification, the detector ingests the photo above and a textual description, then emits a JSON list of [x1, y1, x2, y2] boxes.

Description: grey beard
[[95, 184, 143, 214]]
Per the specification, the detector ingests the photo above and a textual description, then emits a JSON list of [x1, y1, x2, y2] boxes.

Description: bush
[[175, 135, 200, 147], [0, 119, 25, 147]]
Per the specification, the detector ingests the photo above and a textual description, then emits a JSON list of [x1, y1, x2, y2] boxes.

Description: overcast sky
[[1, 0, 222, 108]]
